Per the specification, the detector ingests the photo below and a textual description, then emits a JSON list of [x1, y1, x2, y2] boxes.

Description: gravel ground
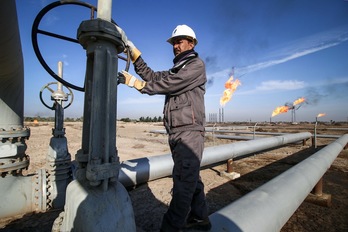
[[0, 122, 347, 232]]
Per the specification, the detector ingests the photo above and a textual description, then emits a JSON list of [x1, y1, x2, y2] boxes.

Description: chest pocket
[[170, 94, 194, 128]]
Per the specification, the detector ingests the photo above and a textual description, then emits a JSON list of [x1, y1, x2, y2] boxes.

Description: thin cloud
[[237, 76, 348, 96], [208, 69, 230, 79], [235, 25, 348, 75], [257, 80, 305, 91], [237, 43, 342, 74], [43, 14, 59, 27]]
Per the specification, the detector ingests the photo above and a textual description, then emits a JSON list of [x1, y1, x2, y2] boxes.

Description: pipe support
[[209, 134, 348, 232]]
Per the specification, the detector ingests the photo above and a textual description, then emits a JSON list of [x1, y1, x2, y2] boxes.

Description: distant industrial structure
[[208, 107, 225, 123]]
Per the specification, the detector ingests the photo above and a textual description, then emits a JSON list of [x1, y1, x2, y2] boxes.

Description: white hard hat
[[167, 25, 198, 45]]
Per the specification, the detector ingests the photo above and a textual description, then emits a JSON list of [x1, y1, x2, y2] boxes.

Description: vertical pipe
[[0, 0, 24, 130], [0, 0, 29, 173], [55, 61, 64, 134], [59, 16, 135, 232], [57, 61, 63, 91], [76, 18, 121, 189], [97, 0, 112, 22], [87, 46, 118, 189]]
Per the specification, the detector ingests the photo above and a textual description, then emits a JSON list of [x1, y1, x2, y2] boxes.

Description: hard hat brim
[[167, 36, 198, 45]]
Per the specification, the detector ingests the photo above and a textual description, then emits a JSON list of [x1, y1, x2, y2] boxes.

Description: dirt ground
[[0, 121, 347, 232]]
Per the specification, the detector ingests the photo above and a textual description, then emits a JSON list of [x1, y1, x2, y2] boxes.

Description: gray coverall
[[133, 51, 208, 230]]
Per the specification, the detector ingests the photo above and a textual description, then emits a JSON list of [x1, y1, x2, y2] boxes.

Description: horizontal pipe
[[0, 175, 34, 218], [212, 135, 258, 140], [150, 129, 265, 139], [200, 132, 311, 167], [325, 128, 348, 131], [205, 126, 254, 131], [212, 133, 340, 139], [151, 129, 340, 139], [314, 134, 341, 139], [210, 130, 340, 139], [209, 134, 348, 232], [208, 130, 284, 135], [119, 132, 312, 187]]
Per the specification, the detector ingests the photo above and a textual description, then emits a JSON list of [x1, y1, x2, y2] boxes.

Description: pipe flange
[[0, 155, 30, 176], [0, 127, 30, 140], [77, 19, 124, 53], [34, 169, 49, 211]]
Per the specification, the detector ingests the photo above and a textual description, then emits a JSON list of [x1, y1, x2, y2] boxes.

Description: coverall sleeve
[[133, 57, 206, 96]]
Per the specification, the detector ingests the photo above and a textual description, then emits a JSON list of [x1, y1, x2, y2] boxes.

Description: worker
[[117, 24, 211, 231]]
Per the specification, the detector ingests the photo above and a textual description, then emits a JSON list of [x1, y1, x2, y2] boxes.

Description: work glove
[[115, 24, 128, 47], [117, 70, 146, 91], [127, 40, 142, 63], [114, 25, 142, 63]]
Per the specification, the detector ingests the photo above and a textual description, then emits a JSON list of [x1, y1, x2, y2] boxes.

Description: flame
[[293, 97, 305, 105], [272, 97, 305, 117], [220, 75, 241, 107], [271, 106, 289, 117], [317, 113, 326, 118]]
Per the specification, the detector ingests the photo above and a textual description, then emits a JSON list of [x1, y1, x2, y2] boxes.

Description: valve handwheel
[[40, 82, 74, 110], [32, 0, 130, 92]]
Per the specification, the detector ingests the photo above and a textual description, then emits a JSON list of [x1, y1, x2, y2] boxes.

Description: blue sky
[[16, 0, 348, 122]]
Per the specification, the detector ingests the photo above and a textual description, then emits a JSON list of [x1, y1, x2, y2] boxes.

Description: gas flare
[[317, 113, 326, 118], [272, 97, 306, 117], [293, 97, 305, 105], [271, 106, 289, 117], [220, 75, 241, 107]]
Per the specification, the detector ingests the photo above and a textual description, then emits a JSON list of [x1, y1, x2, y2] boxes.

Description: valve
[[40, 82, 74, 110], [32, 0, 130, 92], [40, 62, 74, 110]]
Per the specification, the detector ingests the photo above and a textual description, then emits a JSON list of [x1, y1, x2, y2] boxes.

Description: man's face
[[172, 37, 194, 56]]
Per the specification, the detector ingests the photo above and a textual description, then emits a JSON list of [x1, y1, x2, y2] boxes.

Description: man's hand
[[117, 71, 146, 91], [114, 24, 142, 63], [126, 40, 142, 63]]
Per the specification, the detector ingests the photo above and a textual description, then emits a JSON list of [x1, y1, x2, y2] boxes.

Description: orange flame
[[317, 113, 326, 118], [220, 75, 241, 107], [293, 97, 305, 105], [271, 106, 289, 117]]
